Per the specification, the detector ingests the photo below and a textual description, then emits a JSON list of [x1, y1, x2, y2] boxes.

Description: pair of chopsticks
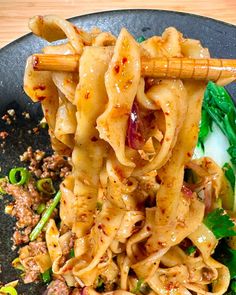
[[32, 53, 236, 82]]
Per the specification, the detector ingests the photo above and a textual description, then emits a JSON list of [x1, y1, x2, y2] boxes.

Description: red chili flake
[[114, 166, 125, 180], [37, 96, 46, 101], [91, 136, 98, 142], [33, 85, 46, 91], [98, 224, 102, 230], [114, 64, 120, 74], [84, 91, 90, 99], [122, 57, 128, 64]]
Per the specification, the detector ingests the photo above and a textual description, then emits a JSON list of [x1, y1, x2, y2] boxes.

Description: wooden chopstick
[[32, 54, 236, 82]]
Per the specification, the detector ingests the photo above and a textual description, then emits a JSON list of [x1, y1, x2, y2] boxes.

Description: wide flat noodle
[[70, 46, 113, 237], [97, 28, 141, 167]]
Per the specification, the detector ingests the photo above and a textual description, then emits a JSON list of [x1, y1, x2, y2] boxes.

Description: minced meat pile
[[2, 147, 71, 246]]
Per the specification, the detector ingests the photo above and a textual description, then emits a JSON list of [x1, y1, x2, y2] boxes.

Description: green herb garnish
[[9, 167, 30, 185], [36, 178, 56, 195], [0, 286, 18, 295], [41, 268, 52, 283], [36, 203, 46, 215], [132, 279, 144, 294], [96, 276, 105, 292], [203, 208, 236, 239], [69, 248, 75, 258], [30, 191, 61, 241], [12, 257, 24, 271]]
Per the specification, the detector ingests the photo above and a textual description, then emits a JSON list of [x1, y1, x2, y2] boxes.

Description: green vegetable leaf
[[198, 109, 212, 150], [223, 163, 235, 192], [214, 240, 236, 279], [231, 280, 236, 292], [203, 208, 236, 239], [228, 146, 236, 165], [203, 81, 236, 166]]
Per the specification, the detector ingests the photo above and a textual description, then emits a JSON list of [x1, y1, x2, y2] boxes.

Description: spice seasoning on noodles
[[1, 14, 236, 295]]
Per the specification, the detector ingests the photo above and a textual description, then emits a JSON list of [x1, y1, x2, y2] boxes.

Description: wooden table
[[0, 0, 236, 48]]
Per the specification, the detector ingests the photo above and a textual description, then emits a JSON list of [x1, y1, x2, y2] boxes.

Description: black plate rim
[[1, 8, 236, 53]]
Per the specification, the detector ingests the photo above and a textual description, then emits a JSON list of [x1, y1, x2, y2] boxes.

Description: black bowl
[[0, 9, 236, 294]]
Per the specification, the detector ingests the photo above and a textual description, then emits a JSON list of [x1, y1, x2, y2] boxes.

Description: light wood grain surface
[[0, 0, 236, 49]]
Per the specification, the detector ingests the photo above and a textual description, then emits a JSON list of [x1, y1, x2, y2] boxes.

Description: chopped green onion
[[185, 245, 197, 255], [39, 122, 48, 129], [36, 203, 46, 215], [36, 178, 55, 195], [96, 276, 105, 292], [9, 168, 30, 185], [12, 257, 24, 271], [41, 268, 52, 283], [69, 248, 75, 258], [132, 279, 144, 294], [136, 36, 145, 43], [0, 177, 7, 194], [0, 286, 18, 295], [30, 191, 61, 241]]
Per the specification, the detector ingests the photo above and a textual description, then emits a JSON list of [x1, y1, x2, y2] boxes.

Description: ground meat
[[45, 279, 70, 295], [13, 228, 31, 245], [3, 181, 43, 245], [23, 259, 41, 283], [5, 182, 41, 228], [202, 267, 214, 281], [60, 232, 76, 257], [19, 242, 47, 283], [20, 147, 71, 179], [28, 241, 47, 256]]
